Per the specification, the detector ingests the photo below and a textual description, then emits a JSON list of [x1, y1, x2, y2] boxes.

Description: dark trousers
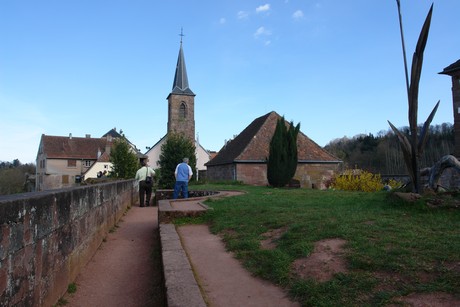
[[139, 181, 153, 206]]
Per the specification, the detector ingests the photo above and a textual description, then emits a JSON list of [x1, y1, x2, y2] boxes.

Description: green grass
[[67, 283, 77, 294], [179, 184, 460, 306]]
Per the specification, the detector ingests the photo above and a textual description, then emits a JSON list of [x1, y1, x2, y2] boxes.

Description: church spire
[[167, 29, 196, 143], [171, 29, 195, 96]]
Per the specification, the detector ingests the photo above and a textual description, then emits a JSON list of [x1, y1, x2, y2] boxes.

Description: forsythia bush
[[331, 169, 384, 192]]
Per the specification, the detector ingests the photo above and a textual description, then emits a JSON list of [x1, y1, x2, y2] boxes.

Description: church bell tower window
[[179, 102, 187, 119]]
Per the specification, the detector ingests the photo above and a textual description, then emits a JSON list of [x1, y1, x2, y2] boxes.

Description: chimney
[[69, 133, 72, 139], [86, 134, 91, 138], [105, 141, 112, 156]]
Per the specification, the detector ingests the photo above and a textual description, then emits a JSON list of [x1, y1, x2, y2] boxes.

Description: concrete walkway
[[61, 195, 300, 307]]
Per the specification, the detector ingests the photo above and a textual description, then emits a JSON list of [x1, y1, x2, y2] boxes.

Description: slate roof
[[102, 128, 123, 138], [170, 42, 195, 96], [206, 111, 341, 166], [40, 135, 108, 159], [439, 59, 460, 75]]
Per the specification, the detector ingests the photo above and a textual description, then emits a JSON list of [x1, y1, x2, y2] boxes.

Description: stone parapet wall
[[0, 180, 136, 306]]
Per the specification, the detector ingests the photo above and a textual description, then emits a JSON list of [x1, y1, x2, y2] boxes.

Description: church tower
[[167, 36, 195, 143]]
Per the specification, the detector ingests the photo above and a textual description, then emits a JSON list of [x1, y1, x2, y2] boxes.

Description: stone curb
[[158, 191, 244, 306], [159, 223, 207, 307]]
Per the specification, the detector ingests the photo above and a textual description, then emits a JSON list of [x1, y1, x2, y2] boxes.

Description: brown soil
[[391, 292, 460, 306], [262, 229, 459, 306], [291, 238, 348, 282]]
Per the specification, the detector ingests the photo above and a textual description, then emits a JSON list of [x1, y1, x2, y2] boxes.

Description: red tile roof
[[40, 135, 108, 159]]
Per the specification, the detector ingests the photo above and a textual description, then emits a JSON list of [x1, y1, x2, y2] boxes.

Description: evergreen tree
[[267, 117, 300, 187], [158, 134, 196, 189], [109, 137, 139, 179], [286, 120, 301, 180]]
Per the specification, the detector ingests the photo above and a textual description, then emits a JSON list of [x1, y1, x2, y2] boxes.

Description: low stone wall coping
[[160, 224, 206, 307]]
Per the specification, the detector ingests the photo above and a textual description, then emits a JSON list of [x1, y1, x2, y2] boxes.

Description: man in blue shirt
[[173, 157, 193, 199]]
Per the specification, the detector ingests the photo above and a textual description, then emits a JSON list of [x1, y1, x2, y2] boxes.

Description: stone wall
[[236, 163, 267, 186], [295, 163, 342, 189], [208, 162, 341, 189], [0, 180, 137, 306], [207, 164, 236, 182]]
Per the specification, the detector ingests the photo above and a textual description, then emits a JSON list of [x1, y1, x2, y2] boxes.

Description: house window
[[67, 160, 76, 168], [62, 175, 69, 184], [179, 102, 187, 119], [84, 160, 91, 167]]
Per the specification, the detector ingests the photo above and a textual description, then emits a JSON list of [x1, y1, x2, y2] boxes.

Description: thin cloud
[[292, 10, 304, 20], [237, 11, 249, 19], [254, 26, 271, 37], [256, 4, 270, 13], [219, 17, 226, 24]]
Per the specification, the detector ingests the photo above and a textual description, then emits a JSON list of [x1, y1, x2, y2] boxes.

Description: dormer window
[[179, 102, 187, 119]]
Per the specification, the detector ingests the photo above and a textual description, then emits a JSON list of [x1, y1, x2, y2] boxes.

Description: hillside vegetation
[[324, 123, 453, 174]]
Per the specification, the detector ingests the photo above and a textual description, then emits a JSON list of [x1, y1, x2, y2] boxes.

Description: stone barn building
[[206, 111, 342, 189]]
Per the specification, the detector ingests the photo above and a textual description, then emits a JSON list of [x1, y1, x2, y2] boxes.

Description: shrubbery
[[330, 169, 402, 192]]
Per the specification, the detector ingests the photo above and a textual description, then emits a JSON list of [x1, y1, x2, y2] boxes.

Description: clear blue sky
[[1, 1, 458, 164]]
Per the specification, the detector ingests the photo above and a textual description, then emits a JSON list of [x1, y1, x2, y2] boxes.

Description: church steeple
[[171, 41, 195, 96], [167, 31, 196, 143]]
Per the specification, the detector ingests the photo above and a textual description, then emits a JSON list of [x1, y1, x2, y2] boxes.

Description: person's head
[[141, 160, 147, 167], [183, 157, 189, 164]]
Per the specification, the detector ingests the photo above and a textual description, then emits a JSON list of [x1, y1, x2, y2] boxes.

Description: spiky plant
[[388, 1, 439, 193]]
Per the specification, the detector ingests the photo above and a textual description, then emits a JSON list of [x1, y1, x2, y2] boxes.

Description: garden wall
[[0, 180, 137, 306]]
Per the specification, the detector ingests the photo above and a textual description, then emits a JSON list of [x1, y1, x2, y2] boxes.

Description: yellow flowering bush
[[331, 169, 385, 192]]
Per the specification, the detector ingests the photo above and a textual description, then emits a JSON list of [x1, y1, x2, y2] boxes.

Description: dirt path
[[63, 206, 164, 307]]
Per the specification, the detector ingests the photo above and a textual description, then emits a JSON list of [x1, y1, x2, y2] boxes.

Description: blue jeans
[[173, 181, 188, 199]]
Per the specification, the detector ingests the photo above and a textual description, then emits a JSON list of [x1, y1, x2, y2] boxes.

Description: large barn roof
[[206, 111, 341, 166]]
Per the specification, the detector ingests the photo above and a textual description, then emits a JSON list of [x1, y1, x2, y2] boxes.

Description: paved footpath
[[63, 206, 164, 307], [178, 224, 300, 307], [61, 203, 300, 307]]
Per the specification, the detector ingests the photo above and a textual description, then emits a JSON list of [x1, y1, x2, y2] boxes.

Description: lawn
[[180, 184, 460, 306]]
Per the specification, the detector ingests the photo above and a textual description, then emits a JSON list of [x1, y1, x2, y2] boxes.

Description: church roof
[[170, 42, 195, 96], [439, 59, 460, 75], [206, 111, 341, 166]]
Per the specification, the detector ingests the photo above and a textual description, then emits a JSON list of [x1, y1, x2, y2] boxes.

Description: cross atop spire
[[179, 27, 185, 44]]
